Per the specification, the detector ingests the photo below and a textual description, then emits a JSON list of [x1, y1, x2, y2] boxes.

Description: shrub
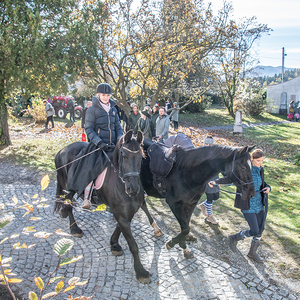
[[235, 79, 267, 116], [29, 98, 46, 123], [183, 95, 213, 113]]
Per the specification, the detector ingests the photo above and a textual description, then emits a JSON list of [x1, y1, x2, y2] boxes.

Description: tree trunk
[[0, 102, 11, 146]]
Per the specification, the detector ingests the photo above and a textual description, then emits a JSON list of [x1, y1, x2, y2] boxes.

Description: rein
[[213, 150, 254, 196], [104, 145, 141, 184]]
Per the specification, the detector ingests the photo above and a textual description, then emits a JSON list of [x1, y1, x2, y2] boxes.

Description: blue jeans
[[243, 210, 266, 238]]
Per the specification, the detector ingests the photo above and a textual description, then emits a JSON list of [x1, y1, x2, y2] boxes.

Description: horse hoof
[[112, 250, 123, 256], [71, 228, 83, 238], [138, 276, 151, 284], [165, 240, 174, 250], [137, 270, 150, 284], [154, 230, 162, 237], [185, 233, 197, 242], [72, 231, 83, 238], [184, 251, 194, 259]]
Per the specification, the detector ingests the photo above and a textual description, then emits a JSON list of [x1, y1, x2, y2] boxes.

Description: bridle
[[103, 144, 141, 184], [214, 150, 254, 195]]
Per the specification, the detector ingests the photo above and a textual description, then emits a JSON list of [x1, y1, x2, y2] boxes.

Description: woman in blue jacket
[[209, 149, 271, 262]]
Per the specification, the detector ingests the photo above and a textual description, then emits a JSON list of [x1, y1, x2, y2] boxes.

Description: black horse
[[54, 130, 151, 283], [140, 140, 256, 258]]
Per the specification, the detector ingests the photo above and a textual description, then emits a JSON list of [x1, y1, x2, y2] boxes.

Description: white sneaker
[[199, 202, 208, 217], [206, 214, 219, 225]]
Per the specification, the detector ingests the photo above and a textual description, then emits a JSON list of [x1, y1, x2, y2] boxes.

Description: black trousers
[[69, 109, 75, 121], [173, 121, 178, 130], [46, 116, 54, 128]]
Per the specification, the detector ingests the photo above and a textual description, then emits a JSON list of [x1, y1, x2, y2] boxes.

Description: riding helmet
[[97, 83, 112, 94]]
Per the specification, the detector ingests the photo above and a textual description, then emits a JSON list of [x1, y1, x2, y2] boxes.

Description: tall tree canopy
[[0, 0, 105, 145]]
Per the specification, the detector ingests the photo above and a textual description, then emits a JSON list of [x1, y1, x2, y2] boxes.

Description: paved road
[[199, 120, 290, 131], [1, 182, 299, 300]]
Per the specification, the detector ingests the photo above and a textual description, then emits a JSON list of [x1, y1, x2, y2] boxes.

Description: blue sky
[[208, 0, 300, 68]]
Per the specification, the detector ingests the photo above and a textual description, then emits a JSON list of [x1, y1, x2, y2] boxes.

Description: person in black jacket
[[208, 149, 271, 262], [67, 83, 123, 209], [68, 97, 75, 122]]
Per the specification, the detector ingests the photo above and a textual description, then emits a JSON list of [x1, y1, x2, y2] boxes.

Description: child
[[199, 136, 219, 225]]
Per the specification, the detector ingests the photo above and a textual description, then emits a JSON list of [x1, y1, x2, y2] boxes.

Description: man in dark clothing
[[128, 103, 141, 131], [68, 98, 75, 122], [165, 99, 172, 115]]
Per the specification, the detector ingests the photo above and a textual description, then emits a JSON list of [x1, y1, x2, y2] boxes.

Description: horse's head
[[225, 145, 256, 202], [116, 130, 144, 197]]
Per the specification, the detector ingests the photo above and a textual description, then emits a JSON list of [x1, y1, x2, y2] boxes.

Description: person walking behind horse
[[208, 149, 271, 262], [43, 99, 55, 130], [169, 102, 179, 130], [199, 136, 220, 225], [155, 106, 170, 143], [81, 101, 92, 141], [128, 103, 141, 131], [133, 110, 154, 141], [68, 97, 75, 122], [67, 83, 123, 209], [151, 104, 159, 132]]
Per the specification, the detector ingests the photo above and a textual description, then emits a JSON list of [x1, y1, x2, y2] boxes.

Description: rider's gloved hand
[[97, 141, 108, 150]]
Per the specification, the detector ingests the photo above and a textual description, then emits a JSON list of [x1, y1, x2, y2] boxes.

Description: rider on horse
[[67, 83, 123, 208]]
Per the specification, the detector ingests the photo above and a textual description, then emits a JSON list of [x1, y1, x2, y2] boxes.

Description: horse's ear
[[247, 145, 256, 152], [238, 145, 256, 155], [124, 130, 133, 143], [136, 130, 143, 144]]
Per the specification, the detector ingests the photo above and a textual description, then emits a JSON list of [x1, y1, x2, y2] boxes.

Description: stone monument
[[233, 110, 243, 136]]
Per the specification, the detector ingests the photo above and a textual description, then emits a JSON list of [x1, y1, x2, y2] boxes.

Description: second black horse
[[140, 140, 256, 258]]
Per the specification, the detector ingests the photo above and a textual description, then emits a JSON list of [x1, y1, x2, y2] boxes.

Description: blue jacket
[[215, 167, 270, 211], [85, 96, 123, 146]]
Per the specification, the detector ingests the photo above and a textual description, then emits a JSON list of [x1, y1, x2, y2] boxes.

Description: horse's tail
[[54, 142, 87, 213]]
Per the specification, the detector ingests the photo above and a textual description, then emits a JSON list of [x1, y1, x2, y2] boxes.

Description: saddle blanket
[[94, 168, 108, 190]]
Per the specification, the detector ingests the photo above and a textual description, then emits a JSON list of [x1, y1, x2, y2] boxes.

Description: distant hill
[[247, 66, 295, 78]]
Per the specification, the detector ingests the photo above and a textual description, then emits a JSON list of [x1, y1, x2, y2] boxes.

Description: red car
[[52, 96, 83, 119]]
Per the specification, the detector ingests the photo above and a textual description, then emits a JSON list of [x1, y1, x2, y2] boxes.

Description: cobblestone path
[[1, 182, 299, 300]]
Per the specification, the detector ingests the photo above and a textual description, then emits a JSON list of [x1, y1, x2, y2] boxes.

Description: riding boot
[[228, 231, 244, 252], [247, 238, 263, 263]]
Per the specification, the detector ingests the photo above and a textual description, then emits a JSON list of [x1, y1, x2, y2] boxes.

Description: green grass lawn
[[179, 106, 287, 127]]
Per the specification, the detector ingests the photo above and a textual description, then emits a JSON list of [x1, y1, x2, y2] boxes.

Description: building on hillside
[[267, 76, 300, 114]]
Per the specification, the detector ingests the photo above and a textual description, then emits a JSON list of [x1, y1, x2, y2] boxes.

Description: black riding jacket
[[85, 96, 123, 146]]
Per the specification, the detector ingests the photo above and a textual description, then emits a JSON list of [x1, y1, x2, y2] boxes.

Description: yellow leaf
[[7, 278, 23, 283], [28, 291, 38, 300], [31, 194, 39, 199], [0, 237, 8, 244], [49, 276, 65, 284], [25, 204, 34, 212], [30, 217, 42, 221], [41, 292, 58, 299], [34, 277, 44, 290], [92, 204, 106, 211], [4, 269, 12, 274], [41, 175, 50, 191], [12, 196, 18, 205], [64, 285, 75, 292], [55, 280, 64, 293], [22, 211, 30, 217]]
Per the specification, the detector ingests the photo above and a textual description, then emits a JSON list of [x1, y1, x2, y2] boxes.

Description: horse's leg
[[165, 201, 194, 258], [141, 200, 162, 237], [115, 215, 150, 284], [110, 224, 123, 256], [62, 204, 83, 238]]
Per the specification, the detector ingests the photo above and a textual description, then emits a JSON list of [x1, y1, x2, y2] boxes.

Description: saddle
[[147, 142, 177, 196]]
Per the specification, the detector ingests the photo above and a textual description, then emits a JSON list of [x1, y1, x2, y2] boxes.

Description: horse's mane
[[175, 145, 238, 169]]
